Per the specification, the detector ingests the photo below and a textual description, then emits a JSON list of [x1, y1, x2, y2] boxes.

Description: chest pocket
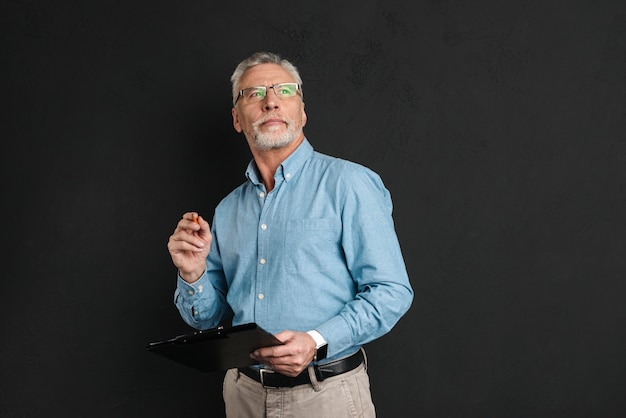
[[284, 218, 340, 274]]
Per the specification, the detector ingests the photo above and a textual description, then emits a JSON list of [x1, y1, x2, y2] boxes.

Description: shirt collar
[[245, 138, 313, 185]]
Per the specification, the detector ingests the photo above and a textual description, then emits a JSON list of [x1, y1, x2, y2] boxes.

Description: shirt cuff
[[176, 271, 208, 298], [306, 330, 327, 348]]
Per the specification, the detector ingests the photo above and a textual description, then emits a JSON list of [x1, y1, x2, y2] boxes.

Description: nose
[[263, 92, 279, 110]]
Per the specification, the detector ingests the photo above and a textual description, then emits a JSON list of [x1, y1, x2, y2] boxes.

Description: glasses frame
[[235, 83, 301, 104]]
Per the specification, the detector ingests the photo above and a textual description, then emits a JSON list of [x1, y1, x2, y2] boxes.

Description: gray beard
[[251, 118, 299, 151]]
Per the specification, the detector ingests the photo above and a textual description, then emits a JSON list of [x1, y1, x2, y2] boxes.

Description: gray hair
[[230, 51, 303, 106]]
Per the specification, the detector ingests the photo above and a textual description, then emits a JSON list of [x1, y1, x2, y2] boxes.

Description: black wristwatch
[[314, 342, 328, 361]]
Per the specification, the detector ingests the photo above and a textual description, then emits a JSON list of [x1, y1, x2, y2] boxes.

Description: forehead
[[239, 63, 296, 88]]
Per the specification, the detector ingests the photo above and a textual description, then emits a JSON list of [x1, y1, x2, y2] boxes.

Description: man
[[167, 51, 413, 417]]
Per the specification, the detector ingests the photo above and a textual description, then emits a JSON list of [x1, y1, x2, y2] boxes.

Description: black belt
[[238, 349, 364, 388]]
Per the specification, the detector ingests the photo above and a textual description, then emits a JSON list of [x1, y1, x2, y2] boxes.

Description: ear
[[301, 102, 307, 127], [232, 107, 243, 133]]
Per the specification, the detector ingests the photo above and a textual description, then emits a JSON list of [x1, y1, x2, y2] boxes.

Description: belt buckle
[[259, 368, 277, 388]]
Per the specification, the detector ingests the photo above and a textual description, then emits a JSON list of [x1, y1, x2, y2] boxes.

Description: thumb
[[273, 330, 295, 343]]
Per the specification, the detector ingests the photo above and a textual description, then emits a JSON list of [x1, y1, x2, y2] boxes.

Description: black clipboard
[[146, 323, 283, 373]]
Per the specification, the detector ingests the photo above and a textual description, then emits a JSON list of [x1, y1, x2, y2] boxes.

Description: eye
[[277, 84, 297, 96], [246, 88, 265, 99]]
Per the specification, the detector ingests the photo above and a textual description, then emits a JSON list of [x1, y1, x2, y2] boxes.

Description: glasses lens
[[244, 87, 266, 101], [274, 83, 298, 98], [240, 84, 299, 103]]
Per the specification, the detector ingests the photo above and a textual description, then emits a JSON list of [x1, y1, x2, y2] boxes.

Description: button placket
[[254, 186, 276, 322]]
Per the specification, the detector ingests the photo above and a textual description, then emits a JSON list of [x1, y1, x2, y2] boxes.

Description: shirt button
[[188, 290, 194, 295], [261, 224, 267, 230], [260, 258, 266, 265], [258, 293, 265, 300], [197, 285, 203, 293], [285, 173, 291, 178], [259, 192, 265, 198], [193, 310, 199, 316]]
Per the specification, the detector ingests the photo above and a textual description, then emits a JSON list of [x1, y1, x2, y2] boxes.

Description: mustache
[[252, 114, 291, 128]]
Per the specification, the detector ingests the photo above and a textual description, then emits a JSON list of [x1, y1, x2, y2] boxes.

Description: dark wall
[[2, 1, 625, 417]]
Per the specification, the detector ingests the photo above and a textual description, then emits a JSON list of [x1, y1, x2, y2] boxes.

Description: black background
[[2, 1, 626, 417]]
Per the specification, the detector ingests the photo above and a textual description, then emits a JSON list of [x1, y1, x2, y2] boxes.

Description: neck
[[250, 135, 305, 192]]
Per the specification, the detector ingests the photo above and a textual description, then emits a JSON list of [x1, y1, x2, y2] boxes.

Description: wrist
[[179, 269, 204, 284], [306, 330, 328, 361]]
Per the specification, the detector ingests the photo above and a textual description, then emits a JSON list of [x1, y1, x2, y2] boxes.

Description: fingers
[[179, 212, 205, 227], [250, 331, 316, 376], [176, 212, 208, 232], [169, 230, 206, 253], [170, 213, 210, 245], [167, 233, 206, 253], [166, 213, 211, 283]]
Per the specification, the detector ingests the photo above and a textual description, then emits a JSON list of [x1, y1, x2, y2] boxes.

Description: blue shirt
[[174, 139, 413, 361]]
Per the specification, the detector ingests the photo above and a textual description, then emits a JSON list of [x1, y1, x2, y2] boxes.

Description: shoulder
[[310, 151, 387, 191], [310, 150, 381, 177]]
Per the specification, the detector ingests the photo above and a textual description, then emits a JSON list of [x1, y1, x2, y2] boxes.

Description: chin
[[253, 133, 297, 151]]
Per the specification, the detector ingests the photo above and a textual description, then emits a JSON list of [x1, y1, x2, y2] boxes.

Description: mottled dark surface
[[1, 1, 625, 416]]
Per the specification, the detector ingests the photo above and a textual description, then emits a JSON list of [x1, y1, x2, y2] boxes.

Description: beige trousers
[[223, 362, 376, 418]]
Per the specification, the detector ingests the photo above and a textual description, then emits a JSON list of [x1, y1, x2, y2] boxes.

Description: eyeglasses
[[235, 83, 301, 104]]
